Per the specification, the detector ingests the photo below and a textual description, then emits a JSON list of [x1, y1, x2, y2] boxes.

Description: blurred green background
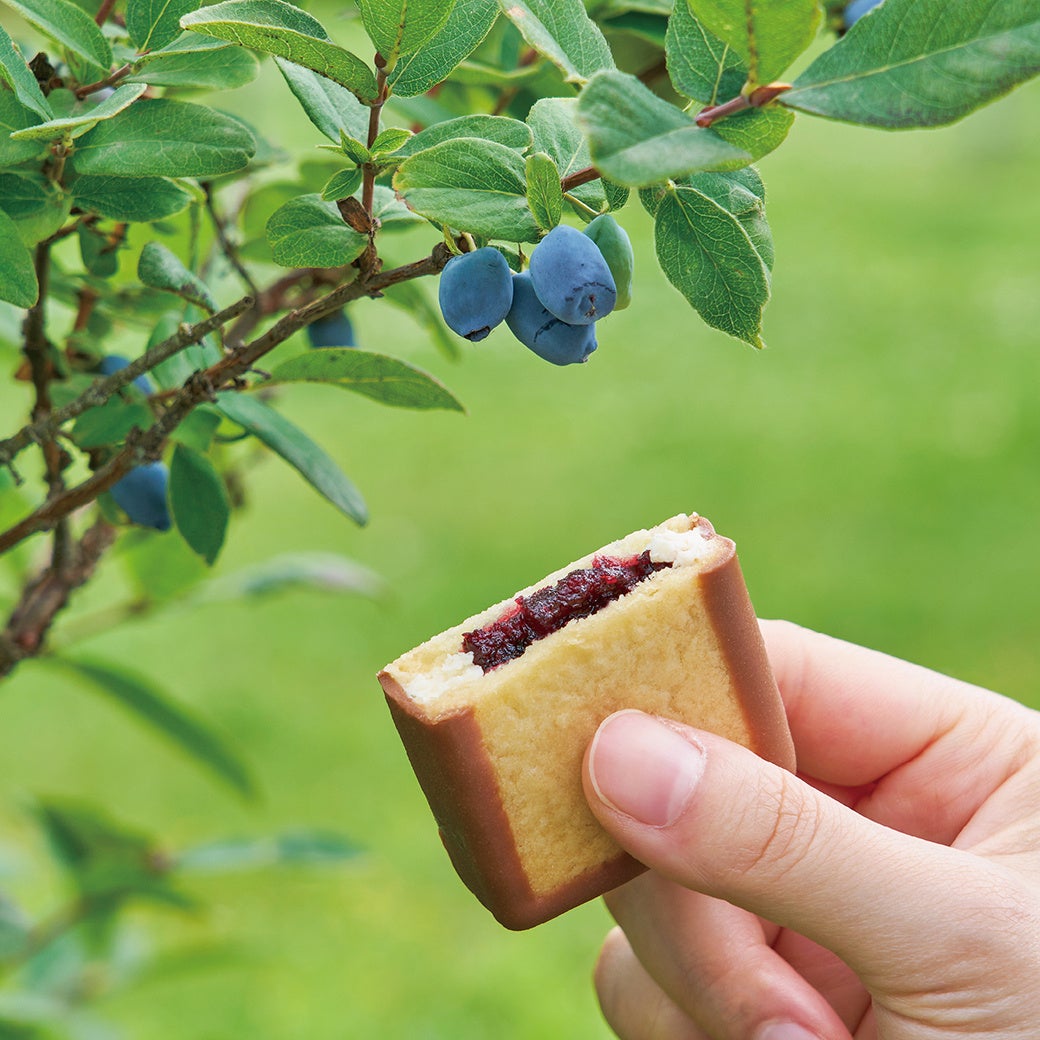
[[2, 50, 1039, 1040]]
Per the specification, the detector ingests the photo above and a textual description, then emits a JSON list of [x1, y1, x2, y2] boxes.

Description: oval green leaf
[[785, 0, 1040, 128], [180, 0, 379, 102], [170, 443, 230, 566], [269, 347, 465, 411], [215, 391, 368, 525], [265, 194, 369, 267], [71, 98, 256, 178]]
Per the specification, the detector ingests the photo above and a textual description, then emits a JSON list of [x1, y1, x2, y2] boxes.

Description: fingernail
[[588, 710, 705, 827], [756, 1024, 820, 1040]]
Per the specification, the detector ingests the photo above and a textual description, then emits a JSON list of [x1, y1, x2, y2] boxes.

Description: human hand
[[582, 620, 1040, 1040]]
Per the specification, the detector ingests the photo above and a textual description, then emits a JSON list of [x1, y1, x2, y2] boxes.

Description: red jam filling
[[462, 551, 670, 673]]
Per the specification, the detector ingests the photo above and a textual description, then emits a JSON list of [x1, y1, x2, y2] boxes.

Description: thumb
[[583, 709, 982, 981]]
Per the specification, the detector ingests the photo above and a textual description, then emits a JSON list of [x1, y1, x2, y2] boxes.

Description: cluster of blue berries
[[437, 215, 633, 366]]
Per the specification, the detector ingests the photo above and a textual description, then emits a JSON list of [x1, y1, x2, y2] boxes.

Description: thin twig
[[0, 297, 253, 477], [0, 248, 452, 559], [0, 518, 117, 677], [202, 183, 258, 296]]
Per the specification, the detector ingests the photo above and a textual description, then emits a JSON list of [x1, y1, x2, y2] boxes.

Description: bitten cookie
[[378, 513, 795, 929]]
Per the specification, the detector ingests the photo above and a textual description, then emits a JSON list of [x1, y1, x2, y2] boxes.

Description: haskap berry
[[583, 214, 634, 311], [110, 462, 171, 531], [505, 271, 597, 366], [307, 307, 356, 348], [438, 247, 514, 342], [528, 224, 616, 326], [98, 354, 152, 394]]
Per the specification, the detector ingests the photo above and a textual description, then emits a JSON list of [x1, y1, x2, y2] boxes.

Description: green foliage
[[0, 0, 1037, 1031], [786, 0, 1040, 127]]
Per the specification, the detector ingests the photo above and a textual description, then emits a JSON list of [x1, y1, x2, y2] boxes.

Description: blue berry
[[505, 272, 597, 366], [110, 462, 171, 531], [98, 354, 152, 394], [528, 225, 616, 326], [844, 0, 883, 28], [438, 247, 514, 342], [307, 308, 356, 348]]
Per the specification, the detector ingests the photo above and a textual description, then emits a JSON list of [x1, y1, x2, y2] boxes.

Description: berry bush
[[0, 0, 1037, 1033]]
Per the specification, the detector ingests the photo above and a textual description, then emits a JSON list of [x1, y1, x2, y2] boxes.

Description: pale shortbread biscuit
[[379, 514, 795, 929]]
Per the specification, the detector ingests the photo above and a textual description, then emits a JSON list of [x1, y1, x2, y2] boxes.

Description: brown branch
[[0, 297, 253, 478], [695, 82, 792, 128], [560, 165, 602, 193], [0, 517, 118, 678], [94, 0, 117, 25], [202, 183, 258, 297], [75, 63, 133, 99], [0, 247, 452, 559]]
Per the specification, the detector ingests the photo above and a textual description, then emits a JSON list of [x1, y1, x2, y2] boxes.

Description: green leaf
[[338, 131, 371, 163], [0, 170, 48, 220], [71, 398, 152, 448], [649, 170, 771, 347], [274, 57, 370, 143], [169, 443, 229, 565], [126, 44, 260, 88], [169, 405, 222, 452], [0, 23, 52, 120], [0, 91, 47, 165], [394, 113, 531, 158], [49, 657, 256, 797], [29, 795, 177, 905], [526, 151, 563, 231], [71, 174, 192, 222], [268, 348, 465, 411], [174, 830, 360, 872], [370, 183, 425, 227], [527, 96, 609, 217], [785, 0, 1040, 128], [0, 173, 71, 245], [575, 69, 750, 186], [78, 222, 120, 277], [357, 0, 455, 72], [393, 137, 540, 241], [0, 209, 38, 307], [711, 105, 794, 165], [498, 0, 615, 84], [687, 0, 820, 86], [266, 194, 369, 267], [190, 551, 385, 602], [666, 0, 745, 105], [71, 98, 256, 178], [320, 167, 363, 201], [1, 0, 113, 75], [10, 84, 147, 141], [215, 391, 368, 524], [371, 126, 413, 157], [127, 0, 200, 52], [138, 241, 216, 311], [388, 0, 498, 96], [179, 0, 380, 103]]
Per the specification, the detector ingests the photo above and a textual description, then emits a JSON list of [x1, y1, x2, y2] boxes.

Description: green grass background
[[1, 61, 1039, 1039]]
